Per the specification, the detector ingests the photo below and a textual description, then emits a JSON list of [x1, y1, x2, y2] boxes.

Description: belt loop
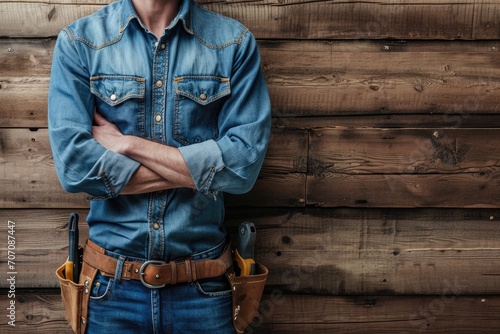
[[185, 259, 192, 283], [191, 260, 197, 282], [171, 261, 177, 285], [115, 256, 125, 283]]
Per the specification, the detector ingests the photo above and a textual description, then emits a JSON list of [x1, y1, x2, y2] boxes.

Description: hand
[[92, 113, 127, 154]]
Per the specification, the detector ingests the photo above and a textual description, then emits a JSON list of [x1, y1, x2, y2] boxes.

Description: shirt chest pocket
[[173, 76, 230, 146], [90, 75, 146, 136]]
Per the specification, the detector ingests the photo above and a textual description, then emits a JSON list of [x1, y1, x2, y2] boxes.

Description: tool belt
[[57, 239, 267, 334], [226, 262, 268, 333]]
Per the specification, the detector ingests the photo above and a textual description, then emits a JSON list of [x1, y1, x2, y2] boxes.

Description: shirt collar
[[120, 0, 193, 35]]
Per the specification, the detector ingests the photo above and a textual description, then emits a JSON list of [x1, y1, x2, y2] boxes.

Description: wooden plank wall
[[1, 0, 500, 332]]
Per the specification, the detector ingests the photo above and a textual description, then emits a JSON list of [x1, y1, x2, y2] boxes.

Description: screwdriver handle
[[235, 221, 256, 276]]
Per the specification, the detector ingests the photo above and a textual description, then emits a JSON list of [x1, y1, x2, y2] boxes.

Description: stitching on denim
[[190, 4, 248, 49], [146, 192, 155, 259], [172, 76, 227, 145], [73, 34, 124, 50], [191, 30, 242, 50], [99, 170, 116, 198], [174, 76, 231, 104], [201, 165, 218, 196], [90, 75, 145, 81], [87, 194, 111, 201], [62, 27, 75, 42], [151, 41, 168, 142], [137, 93, 146, 136], [120, 14, 136, 34], [90, 75, 145, 106]]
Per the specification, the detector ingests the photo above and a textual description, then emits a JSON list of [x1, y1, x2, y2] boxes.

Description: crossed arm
[[92, 113, 195, 195]]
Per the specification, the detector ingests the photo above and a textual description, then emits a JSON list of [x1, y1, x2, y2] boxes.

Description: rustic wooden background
[[1, 0, 500, 333]]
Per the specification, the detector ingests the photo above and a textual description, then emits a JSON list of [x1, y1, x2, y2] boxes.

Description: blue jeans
[[86, 243, 234, 334]]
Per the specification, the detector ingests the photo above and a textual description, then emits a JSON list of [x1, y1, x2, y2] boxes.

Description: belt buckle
[[139, 260, 168, 289]]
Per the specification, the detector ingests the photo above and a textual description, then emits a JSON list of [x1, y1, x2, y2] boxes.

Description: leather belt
[[83, 239, 233, 288]]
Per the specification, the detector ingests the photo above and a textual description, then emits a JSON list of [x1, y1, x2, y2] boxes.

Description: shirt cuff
[[90, 149, 141, 199], [178, 140, 225, 193]]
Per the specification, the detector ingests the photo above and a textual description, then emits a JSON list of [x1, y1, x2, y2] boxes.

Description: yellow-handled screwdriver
[[234, 221, 256, 276]]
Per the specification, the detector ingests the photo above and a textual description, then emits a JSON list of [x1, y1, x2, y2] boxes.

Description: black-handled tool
[[67, 213, 80, 283], [234, 221, 257, 276]]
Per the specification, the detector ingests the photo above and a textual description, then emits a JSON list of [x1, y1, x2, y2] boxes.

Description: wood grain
[[0, 128, 306, 208], [247, 208, 500, 295], [261, 40, 500, 116], [0, 128, 88, 208], [2, 0, 500, 331], [2, 39, 500, 127], [1, 291, 500, 333], [309, 128, 500, 175], [2, 0, 500, 39], [2, 208, 500, 294], [2, 126, 499, 208], [307, 173, 500, 208]]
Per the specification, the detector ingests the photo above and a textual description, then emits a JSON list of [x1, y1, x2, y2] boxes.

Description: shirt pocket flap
[[90, 75, 145, 106], [174, 76, 230, 105]]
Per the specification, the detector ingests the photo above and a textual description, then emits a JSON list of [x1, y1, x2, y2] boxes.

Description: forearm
[[121, 164, 177, 195], [92, 113, 195, 191], [121, 136, 195, 189]]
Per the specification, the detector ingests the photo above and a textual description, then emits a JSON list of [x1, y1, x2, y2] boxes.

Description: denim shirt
[[48, 0, 271, 260]]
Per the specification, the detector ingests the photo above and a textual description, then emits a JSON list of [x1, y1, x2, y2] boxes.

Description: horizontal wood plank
[[0, 128, 89, 208], [256, 294, 500, 334], [307, 173, 500, 208], [238, 207, 500, 295], [0, 128, 306, 208], [276, 114, 500, 129], [262, 40, 500, 116], [309, 128, 500, 175], [0, 38, 52, 127], [226, 172, 306, 208], [2, 39, 500, 126], [2, 0, 500, 331], [0, 209, 90, 288], [1, 291, 500, 333], [306, 127, 500, 208], [2, 0, 500, 40], [2, 126, 499, 209], [2, 208, 500, 295]]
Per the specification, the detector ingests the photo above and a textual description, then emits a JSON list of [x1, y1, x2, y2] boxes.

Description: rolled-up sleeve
[[48, 30, 140, 198], [179, 30, 271, 195]]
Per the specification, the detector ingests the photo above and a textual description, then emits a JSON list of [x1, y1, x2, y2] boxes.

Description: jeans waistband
[[102, 237, 228, 263]]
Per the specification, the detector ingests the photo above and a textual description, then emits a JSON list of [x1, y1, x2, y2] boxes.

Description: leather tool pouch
[[55, 246, 97, 334], [226, 263, 269, 334]]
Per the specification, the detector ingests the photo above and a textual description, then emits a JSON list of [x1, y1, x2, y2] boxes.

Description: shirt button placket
[[149, 38, 168, 260]]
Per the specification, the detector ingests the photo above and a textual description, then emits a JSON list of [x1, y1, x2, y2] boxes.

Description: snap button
[[199, 93, 207, 101], [156, 80, 163, 88], [161, 43, 166, 50], [155, 114, 162, 122], [153, 223, 160, 230], [110, 94, 117, 101]]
